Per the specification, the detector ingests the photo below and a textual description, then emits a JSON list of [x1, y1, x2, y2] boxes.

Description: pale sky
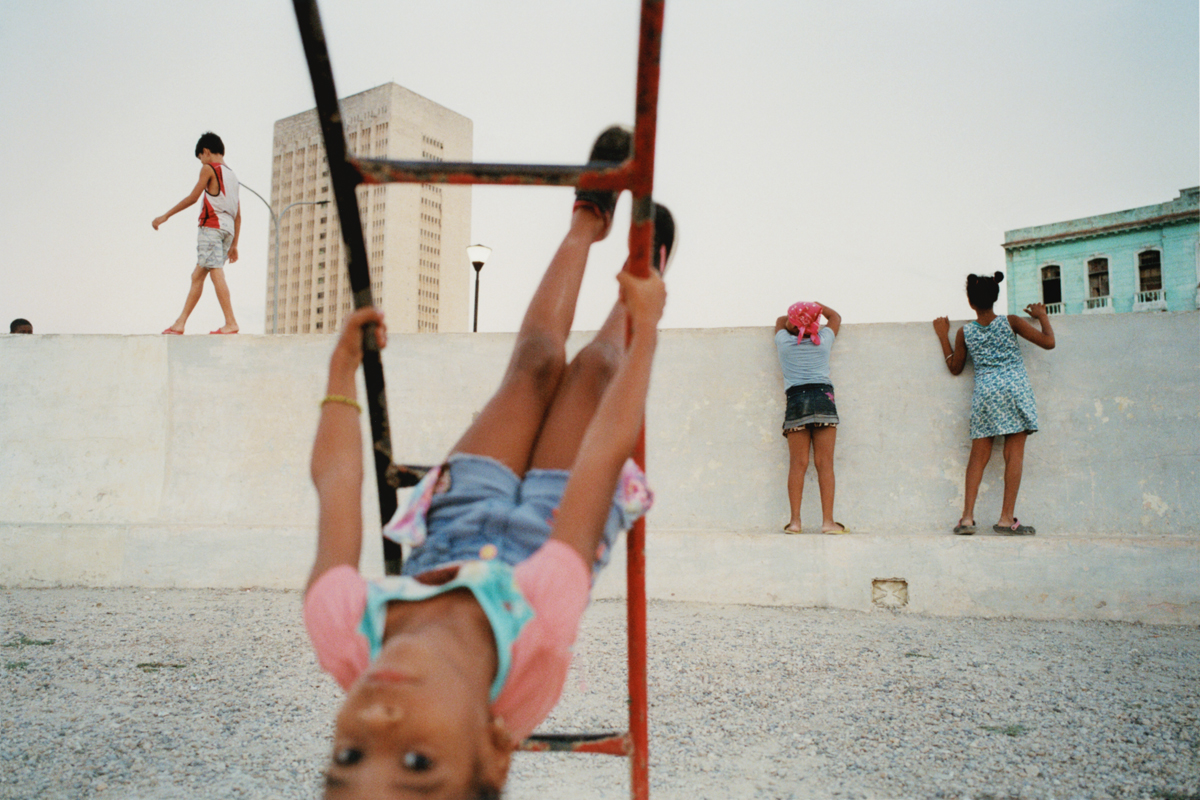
[[1, 0, 1196, 335]]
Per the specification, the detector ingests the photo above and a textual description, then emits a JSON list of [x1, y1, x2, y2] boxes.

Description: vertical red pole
[[625, 4, 664, 797]]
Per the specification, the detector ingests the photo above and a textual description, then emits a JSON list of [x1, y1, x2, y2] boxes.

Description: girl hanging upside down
[[303, 126, 676, 798]]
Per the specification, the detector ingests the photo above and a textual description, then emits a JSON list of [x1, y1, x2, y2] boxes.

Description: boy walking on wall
[[154, 132, 241, 334]]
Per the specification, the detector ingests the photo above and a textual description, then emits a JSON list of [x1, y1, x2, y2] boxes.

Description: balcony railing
[[1045, 302, 1064, 315], [1083, 296, 1112, 314], [1134, 289, 1167, 312]]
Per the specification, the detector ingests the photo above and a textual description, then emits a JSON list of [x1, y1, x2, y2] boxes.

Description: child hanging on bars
[[303, 127, 675, 797]]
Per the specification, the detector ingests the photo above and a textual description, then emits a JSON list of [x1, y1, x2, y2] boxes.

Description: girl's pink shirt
[[303, 539, 591, 741]]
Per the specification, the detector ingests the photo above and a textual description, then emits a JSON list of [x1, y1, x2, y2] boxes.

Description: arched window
[[1087, 258, 1109, 298], [1138, 250, 1162, 292], [1041, 265, 1062, 305]]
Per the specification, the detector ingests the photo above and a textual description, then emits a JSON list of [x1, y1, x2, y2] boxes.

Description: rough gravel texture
[[2, 588, 1197, 799]]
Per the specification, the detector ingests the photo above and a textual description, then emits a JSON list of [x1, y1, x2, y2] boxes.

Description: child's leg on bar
[[530, 200, 674, 471], [528, 284, 629, 471], [449, 206, 609, 476]]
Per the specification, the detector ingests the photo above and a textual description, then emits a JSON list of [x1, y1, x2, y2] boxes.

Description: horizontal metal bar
[[352, 157, 635, 190], [519, 732, 632, 756]]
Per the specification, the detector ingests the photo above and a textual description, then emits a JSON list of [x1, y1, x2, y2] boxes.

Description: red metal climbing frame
[[290, 2, 665, 797]]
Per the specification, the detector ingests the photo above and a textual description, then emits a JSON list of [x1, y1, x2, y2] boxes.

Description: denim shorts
[[196, 227, 233, 269], [782, 383, 839, 435], [401, 454, 635, 579]]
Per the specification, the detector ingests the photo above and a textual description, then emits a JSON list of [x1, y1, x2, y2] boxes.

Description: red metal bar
[[519, 733, 632, 756], [624, 4, 665, 797], [352, 157, 635, 190]]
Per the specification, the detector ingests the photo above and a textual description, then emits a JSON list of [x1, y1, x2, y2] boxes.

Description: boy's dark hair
[[10, 318, 31, 333], [195, 132, 225, 157], [966, 271, 1004, 310]]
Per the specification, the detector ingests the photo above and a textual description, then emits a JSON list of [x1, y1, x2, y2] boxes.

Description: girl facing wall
[[933, 272, 1055, 535]]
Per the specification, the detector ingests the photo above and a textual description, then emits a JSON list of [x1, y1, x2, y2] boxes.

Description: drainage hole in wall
[[872, 578, 908, 609]]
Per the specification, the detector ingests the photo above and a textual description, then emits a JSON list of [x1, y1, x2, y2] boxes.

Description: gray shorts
[[197, 228, 233, 269]]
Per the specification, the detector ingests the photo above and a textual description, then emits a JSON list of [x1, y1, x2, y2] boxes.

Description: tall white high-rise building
[[267, 83, 473, 334]]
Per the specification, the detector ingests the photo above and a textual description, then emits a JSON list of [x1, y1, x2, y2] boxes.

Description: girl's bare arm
[[1010, 304, 1056, 350], [306, 308, 387, 593], [818, 303, 842, 337], [551, 271, 665, 568], [932, 317, 967, 375]]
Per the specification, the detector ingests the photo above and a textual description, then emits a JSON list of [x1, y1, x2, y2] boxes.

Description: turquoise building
[[1003, 187, 1199, 316]]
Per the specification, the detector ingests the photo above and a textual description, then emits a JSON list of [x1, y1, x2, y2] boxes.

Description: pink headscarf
[[787, 301, 823, 345]]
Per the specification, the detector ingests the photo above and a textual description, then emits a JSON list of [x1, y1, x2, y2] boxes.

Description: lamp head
[[467, 244, 492, 271]]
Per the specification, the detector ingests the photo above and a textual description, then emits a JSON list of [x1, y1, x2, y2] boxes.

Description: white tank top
[[197, 163, 238, 233]]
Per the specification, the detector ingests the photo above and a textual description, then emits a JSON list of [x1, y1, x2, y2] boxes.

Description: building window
[[1087, 258, 1109, 298], [1138, 250, 1162, 292], [1040, 265, 1062, 305]]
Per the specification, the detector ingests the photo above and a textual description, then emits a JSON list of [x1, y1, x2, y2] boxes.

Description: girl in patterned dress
[[933, 271, 1055, 535]]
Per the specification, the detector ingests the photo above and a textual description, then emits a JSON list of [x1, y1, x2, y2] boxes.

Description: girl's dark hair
[[965, 271, 1004, 310]]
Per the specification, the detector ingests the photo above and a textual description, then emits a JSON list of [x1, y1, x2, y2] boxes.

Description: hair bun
[[994, 271, 1005, 284]]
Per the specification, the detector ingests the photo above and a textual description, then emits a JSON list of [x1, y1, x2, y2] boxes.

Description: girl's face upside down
[[323, 627, 511, 798]]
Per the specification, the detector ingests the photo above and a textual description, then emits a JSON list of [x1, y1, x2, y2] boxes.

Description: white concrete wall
[[2, 313, 1197, 622]]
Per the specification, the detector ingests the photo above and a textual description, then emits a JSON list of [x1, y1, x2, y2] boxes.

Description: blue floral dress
[[962, 316, 1038, 439]]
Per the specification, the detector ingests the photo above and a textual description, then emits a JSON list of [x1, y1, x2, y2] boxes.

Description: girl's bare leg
[[998, 431, 1027, 526], [784, 428, 811, 532], [811, 425, 843, 532], [528, 288, 629, 471], [961, 436, 993, 526], [527, 201, 674, 472], [450, 207, 607, 475]]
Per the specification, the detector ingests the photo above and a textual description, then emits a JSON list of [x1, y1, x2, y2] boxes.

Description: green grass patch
[[904, 651, 936, 659], [5, 661, 30, 670], [2, 634, 56, 648], [137, 662, 186, 673], [981, 723, 1029, 737]]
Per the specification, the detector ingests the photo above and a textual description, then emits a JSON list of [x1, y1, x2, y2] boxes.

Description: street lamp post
[[241, 183, 330, 333], [466, 244, 492, 333]]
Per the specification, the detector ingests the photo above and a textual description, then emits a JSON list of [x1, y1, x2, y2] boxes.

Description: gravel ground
[[1, 588, 1197, 800]]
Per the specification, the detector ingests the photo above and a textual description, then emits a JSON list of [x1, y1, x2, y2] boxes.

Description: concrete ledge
[[6, 523, 1196, 624], [592, 530, 1200, 625]]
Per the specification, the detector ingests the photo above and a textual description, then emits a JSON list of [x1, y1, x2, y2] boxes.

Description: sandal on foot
[[162, 328, 183, 335], [782, 525, 803, 535], [822, 522, 851, 535], [575, 125, 633, 237], [993, 519, 1036, 535], [952, 522, 977, 535]]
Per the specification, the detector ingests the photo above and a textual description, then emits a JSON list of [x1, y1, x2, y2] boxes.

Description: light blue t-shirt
[[775, 326, 835, 387]]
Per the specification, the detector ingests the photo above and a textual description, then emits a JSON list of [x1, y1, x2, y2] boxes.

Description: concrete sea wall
[[2, 312, 1197, 622]]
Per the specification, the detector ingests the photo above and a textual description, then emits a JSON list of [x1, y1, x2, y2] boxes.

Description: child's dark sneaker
[[652, 202, 676, 276], [574, 125, 633, 233]]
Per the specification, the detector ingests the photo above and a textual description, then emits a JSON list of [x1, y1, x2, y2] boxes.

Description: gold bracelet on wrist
[[321, 394, 361, 413]]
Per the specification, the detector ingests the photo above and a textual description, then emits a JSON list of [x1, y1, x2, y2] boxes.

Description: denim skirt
[[782, 383, 839, 434]]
